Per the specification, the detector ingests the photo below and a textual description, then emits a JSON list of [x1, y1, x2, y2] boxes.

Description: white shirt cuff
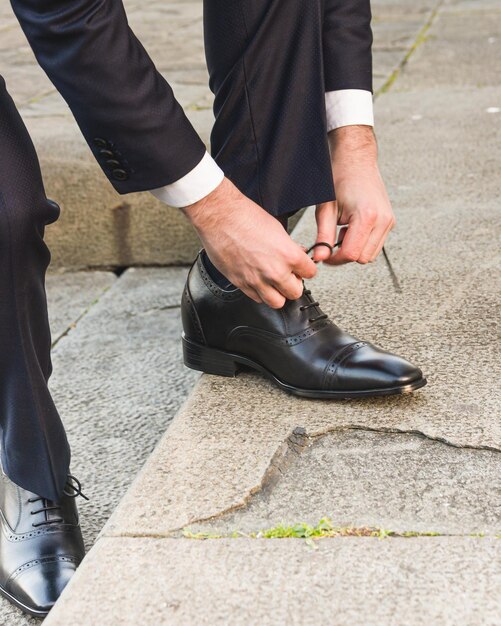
[[325, 89, 374, 132], [150, 151, 225, 208]]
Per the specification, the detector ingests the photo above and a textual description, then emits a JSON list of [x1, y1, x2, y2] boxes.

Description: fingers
[[328, 211, 376, 265], [291, 246, 318, 279], [327, 212, 395, 266], [239, 285, 263, 305], [314, 202, 338, 262], [256, 284, 286, 309], [359, 217, 395, 263], [271, 272, 304, 301]]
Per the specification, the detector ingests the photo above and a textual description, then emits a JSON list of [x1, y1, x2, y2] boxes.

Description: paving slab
[[37, 0, 496, 545], [48, 267, 200, 545], [44, 536, 501, 626], [46, 271, 116, 343], [396, 4, 501, 90], [191, 429, 501, 536], [0, 270, 114, 625], [5, 0, 501, 624]]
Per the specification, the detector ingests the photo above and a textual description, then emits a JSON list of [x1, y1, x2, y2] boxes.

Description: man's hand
[[182, 177, 317, 308], [313, 125, 396, 265]]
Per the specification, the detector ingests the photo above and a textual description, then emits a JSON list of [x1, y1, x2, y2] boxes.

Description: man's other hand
[[312, 125, 396, 265], [182, 177, 317, 309]]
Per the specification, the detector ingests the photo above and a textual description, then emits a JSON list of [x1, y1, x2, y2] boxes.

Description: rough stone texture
[[46, 271, 116, 342], [0, 271, 114, 626], [45, 537, 501, 626], [42, 3, 501, 623], [192, 430, 501, 536], [0, 0, 435, 268], [48, 267, 200, 545]]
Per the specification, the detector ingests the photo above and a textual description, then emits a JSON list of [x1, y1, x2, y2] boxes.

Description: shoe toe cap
[[335, 344, 424, 392], [7, 557, 78, 615]]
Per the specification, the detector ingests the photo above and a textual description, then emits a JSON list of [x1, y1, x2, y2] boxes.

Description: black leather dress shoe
[[181, 250, 427, 398], [0, 471, 87, 617]]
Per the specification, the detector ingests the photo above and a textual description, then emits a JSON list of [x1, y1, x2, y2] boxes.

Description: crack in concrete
[[374, 0, 444, 99], [308, 425, 501, 454], [372, 0, 444, 293], [51, 284, 113, 349], [109, 422, 499, 539]]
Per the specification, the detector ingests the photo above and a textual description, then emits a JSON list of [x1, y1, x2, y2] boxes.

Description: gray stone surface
[[4, 0, 501, 624], [0, 271, 113, 625], [45, 537, 501, 626], [48, 267, 199, 545], [46, 271, 116, 342], [192, 430, 501, 536]]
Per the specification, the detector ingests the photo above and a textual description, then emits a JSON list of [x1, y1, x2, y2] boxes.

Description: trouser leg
[[0, 76, 69, 501], [203, 0, 334, 217]]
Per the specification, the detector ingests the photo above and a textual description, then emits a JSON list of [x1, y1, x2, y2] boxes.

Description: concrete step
[[41, 0, 501, 620]]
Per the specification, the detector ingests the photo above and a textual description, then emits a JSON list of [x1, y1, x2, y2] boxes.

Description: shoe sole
[[182, 335, 427, 399], [0, 583, 49, 617]]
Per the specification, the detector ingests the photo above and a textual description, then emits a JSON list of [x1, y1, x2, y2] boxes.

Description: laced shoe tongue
[[298, 288, 328, 324], [29, 475, 88, 528]]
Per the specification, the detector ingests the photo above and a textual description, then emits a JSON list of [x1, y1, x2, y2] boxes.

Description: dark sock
[[204, 254, 236, 290], [204, 214, 290, 290]]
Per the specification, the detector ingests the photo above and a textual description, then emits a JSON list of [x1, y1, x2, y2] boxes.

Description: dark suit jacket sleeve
[[323, 0, 373, 93], [11, 0, 207, 194]]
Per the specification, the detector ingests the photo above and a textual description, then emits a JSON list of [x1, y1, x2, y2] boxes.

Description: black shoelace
[[300, 242, 340, 323], [298, 289, 328, 323], [306, 241, 401, 292], [28, 474, 89, 528]]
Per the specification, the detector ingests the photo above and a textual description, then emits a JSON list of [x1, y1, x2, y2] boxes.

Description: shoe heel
[[182, 336, 239, 377]]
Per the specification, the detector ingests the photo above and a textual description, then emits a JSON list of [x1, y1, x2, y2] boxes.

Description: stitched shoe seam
[[227, 320, 332, 348], [6, 555, 80, 585], [1, 516, 77, 543], [321, 342, 368, 390]]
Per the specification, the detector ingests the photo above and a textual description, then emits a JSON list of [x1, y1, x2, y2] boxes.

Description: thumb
[[314, 202, 338, 262]]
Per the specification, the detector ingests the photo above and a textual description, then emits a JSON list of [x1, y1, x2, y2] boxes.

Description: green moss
[[182, 518, 449, 542]]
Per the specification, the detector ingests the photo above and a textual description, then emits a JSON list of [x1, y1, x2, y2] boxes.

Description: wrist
[[181, 176, 229, 229], [329, 125, 378, 162]]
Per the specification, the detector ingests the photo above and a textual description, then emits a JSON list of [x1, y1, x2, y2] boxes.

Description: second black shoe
[[0, 470, 87, 617], [181, 250, 427, 399]]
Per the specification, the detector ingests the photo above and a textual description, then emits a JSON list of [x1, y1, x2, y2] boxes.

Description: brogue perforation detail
[[285, 320, 332, 346], [197, 256, 243, 302], [8, 555, 79, 583], [7, 526, 64, 542], [321, 341, 368, 390]]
